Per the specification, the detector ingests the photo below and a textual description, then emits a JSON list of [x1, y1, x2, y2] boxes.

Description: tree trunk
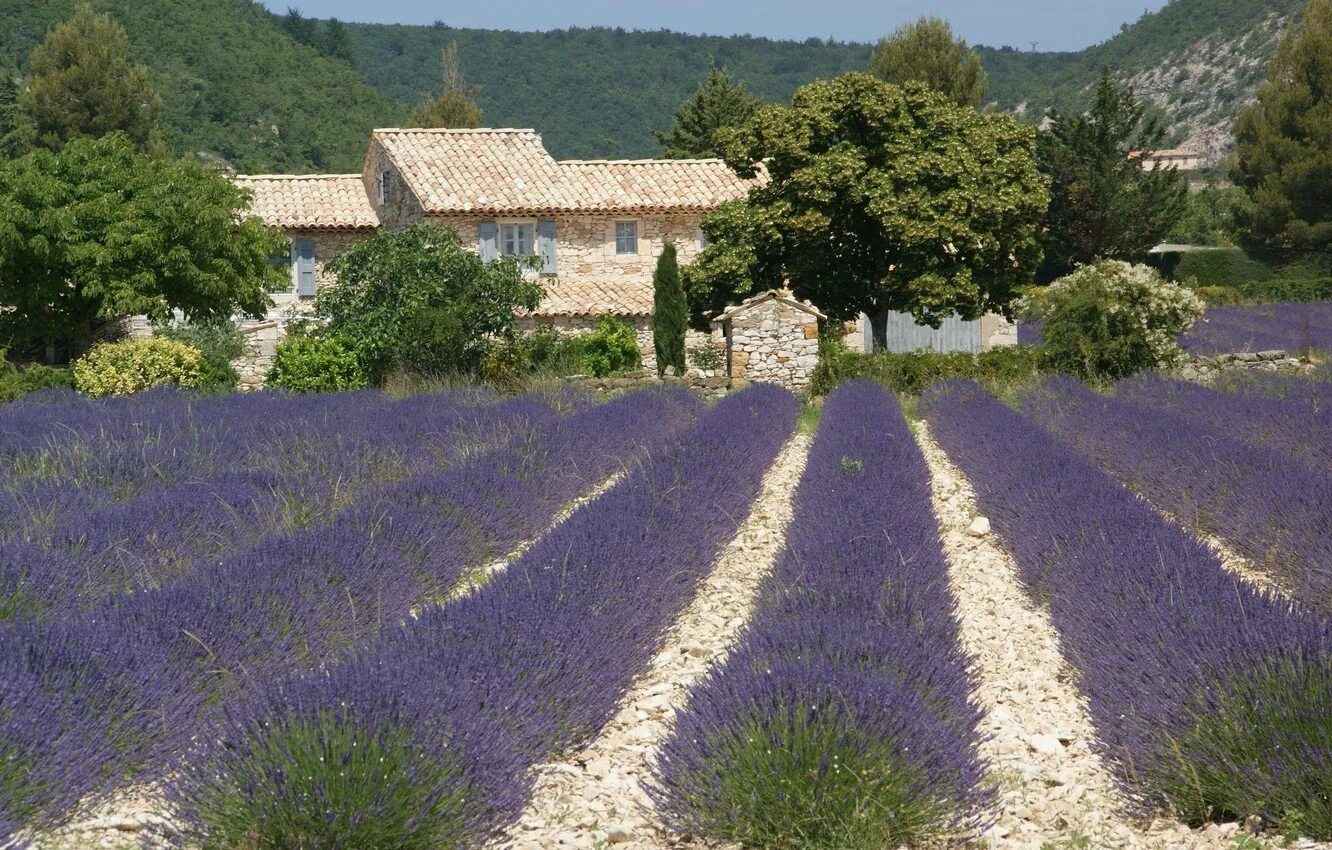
[[870, 305, 891, 351]]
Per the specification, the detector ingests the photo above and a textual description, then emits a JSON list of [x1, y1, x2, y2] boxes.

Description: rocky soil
[[498, 432, 813, 850], [914, 421, 1251, 850]]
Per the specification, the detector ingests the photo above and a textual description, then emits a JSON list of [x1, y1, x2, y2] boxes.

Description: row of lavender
[[1, 387, 701, 848], [1017, 299, 1332, 355], [1024, 375, 1332, 613], [927, 380, 1332, 837], [652, 381, 990, 847], [158, 385, 798, 849]]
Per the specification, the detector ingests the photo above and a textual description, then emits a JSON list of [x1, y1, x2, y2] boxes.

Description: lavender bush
[[163, 384, 799, 850], [1181, 301, 1332, 355], [0, 388, 697, 847], [926, 380, 1332, 837], [1117, 373, 1332, 475], [1023, 374, 1332, 612], [651, 381, 990, 849]]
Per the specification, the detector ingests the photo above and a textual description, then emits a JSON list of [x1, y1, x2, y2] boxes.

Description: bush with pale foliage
[[72, 338, 203, 397], [1022, 260, 1204, 379]]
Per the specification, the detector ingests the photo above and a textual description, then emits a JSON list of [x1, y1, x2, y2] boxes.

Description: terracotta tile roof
[[373, 128, 756, 214], [234, 174, 379, 229], [533, 276, 653, 317]]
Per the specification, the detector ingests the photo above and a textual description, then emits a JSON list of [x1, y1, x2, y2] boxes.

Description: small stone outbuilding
[[711, 290, 826, 391]]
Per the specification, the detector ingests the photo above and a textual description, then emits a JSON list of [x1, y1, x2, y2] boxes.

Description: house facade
[[236, 128, 755, 371]]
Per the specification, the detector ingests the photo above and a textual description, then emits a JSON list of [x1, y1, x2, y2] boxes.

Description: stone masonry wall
[[233, 321, 286, 390], [723, 299, 821, 390], [1178, 349, 1313, 383]]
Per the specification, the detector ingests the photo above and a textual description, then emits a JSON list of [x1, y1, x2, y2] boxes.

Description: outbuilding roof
[[233, 174, 380, 229]]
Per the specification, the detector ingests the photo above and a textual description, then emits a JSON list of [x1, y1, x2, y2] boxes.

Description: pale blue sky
[[263, 1, 1172, 52]]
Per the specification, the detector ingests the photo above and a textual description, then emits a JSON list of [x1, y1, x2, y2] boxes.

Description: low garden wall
[[1177, 349, 1313, 383]]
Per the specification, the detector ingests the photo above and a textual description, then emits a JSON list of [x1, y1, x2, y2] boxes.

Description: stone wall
[[364, 138, 427, 230], [717, 296, 822, 391], [233, 321, 287, 390], [1178, 349, 1313, 383]]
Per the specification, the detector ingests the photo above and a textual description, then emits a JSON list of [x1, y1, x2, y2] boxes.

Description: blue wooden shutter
[[479, 221, 498, 262], [295, 239, 316, 297], [537, 219, 557, 274]]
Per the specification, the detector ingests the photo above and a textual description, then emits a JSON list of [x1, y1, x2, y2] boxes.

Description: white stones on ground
[[914, 421, 1247, 850], [967, 515, 991, 537], [497, 432, 813, 850]]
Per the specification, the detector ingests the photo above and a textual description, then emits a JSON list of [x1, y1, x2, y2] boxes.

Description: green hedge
[[810, 346, 1043, 397], [0, 361, 75, 402], [1173, 249, 1332, 302]]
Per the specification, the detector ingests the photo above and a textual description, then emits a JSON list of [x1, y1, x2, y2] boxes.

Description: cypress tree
[[1231, 0, 1332, 262], [653, 243, 687, 377]]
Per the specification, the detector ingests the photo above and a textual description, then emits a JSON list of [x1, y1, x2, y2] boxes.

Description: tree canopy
[[16, 3, 163, 154], [0, 133, 288, 357], [1036, 69, 1188, 279], [409, 42, 483, 129], [691, 72, 1048, 346], [869, 16, 989, 108], [1231, 0, 1332, 260], [654, 67, 762, 159], [320, 223, 541, 382]]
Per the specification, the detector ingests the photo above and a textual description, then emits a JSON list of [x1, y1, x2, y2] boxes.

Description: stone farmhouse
[[229, 126, 1016, 389], [234, 127, 755, 376]]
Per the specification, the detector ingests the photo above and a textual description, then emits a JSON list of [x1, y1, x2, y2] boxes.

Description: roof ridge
[[559, 158, 728, 165], [373, 127, 539, 135], [234, 173, 363, 180]]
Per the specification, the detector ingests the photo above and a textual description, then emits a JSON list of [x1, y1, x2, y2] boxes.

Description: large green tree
[[869, 16, 988, 109], [1036, 69, 1188, 278], [691, 72, 1047, 347], [0, 65, 22, 159], [1231, 0, 1332, 261], [320, 223, 541, 382], [652, 243, 687, 376], [16, 4, 163, 154], [409, 42, 482, 129], [654, 67, 762, 159], [0, 134, 288, 358]]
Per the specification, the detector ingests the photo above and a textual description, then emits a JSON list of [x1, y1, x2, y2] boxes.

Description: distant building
[[1134, 147, 1204, 172]]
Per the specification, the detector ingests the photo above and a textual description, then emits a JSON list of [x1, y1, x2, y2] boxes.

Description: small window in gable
[[378, 170, 392, 205], [615, 221, 638, 255], [501, 223, 536, 257]]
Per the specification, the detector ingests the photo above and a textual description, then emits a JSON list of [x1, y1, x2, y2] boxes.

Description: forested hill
[[0, 0, 1307, 171]]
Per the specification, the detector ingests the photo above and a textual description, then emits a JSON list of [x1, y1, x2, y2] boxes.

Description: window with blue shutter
[[537, 220, 557, 274], [295, 238, 316, 297], [479, 221, 498, 262], [615, 221, 638, 255]]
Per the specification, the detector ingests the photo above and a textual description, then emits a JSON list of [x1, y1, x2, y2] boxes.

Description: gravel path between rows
[[499, 432, 813, 850], [914, 421, 1247, 850]]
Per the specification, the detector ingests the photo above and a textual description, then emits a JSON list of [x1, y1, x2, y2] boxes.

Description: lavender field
[[4, 374, 1332, 850]]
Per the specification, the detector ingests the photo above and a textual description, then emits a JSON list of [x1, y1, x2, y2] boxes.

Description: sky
[[261, 0, 1172, 53]]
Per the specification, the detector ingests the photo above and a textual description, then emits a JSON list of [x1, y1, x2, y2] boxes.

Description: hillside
[[0, 0, 1305, 170], [0, 0, 406, 172]]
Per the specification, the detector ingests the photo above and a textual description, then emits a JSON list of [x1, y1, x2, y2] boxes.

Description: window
[[378, 170, 392, 204], [615, 221, 638, 255], [698, 228, 709, 251], [501, 223, 536, 257]]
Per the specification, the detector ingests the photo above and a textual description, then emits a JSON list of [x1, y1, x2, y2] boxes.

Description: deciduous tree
[[17, 4, 163, 155], [1037, 69, 1188, 278], [0, 134, 288, 358], [654, 67, 761, 159], [691, 72, 1047, 348], [869, 16, 988, 109], [653, 243, 687, 376], [320, 223, 541, 381], [1231, 0, 1332, 261], [320, 18, 357, 65], [409, 42, 483, 129]]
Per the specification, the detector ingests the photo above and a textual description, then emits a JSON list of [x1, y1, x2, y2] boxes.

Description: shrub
[[0, 354, 75, 402], [155, 323, 246, 394], [810, 345, 1042, 396], [1193, 285, 1248, 306], [72, 338, 204, 397], [319, 223, 541, 383], [687, 343, 723, 372], [1172, 248, 1332, 302], [574, 316, 642, 377], [266, 334, 367, 394], [480, 326, 583, 384], [1021, 261, 1204, 380]]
